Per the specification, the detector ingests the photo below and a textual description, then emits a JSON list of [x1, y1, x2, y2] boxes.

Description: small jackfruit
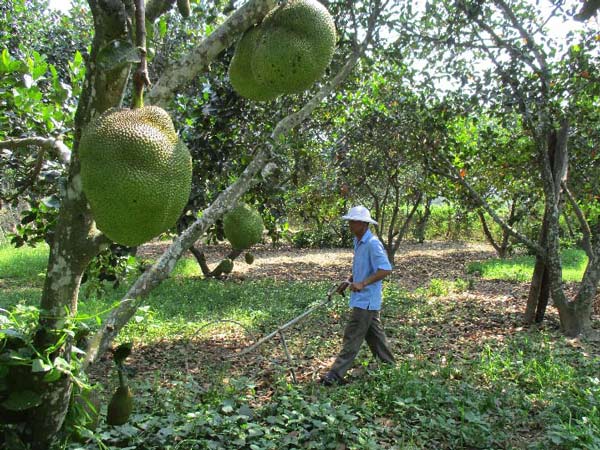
[[223, 203, 264, 250], [106, 386, 133, 426], [245, 252, 255, 265], [79, 106, 192, 246], [112, 342, 133, 366], [219, 258, 234, 274]]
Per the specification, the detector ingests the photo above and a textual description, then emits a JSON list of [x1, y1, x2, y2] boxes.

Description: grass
[[0, 242, 49, 281], [0, 242, 49, 306], [1, 244, 599, 449], [467, 248, 588, 282]]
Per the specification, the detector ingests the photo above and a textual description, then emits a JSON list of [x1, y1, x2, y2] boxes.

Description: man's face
[[348, 220, 368, 237]]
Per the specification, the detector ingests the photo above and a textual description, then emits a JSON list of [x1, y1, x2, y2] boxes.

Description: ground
[[91, 240, 600, 396]]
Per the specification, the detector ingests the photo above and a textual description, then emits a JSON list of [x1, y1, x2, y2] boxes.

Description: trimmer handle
[[327, 279, 351, 299]]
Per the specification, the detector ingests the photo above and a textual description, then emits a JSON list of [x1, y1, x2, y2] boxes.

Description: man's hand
[[350, 281, 366, 292], [335, 280, 351, 295]]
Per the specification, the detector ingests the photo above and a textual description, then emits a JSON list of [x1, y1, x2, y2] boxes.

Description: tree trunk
[[414, 197, 431, 244], [534, 264, 551, 323], [499, 199, 520, 258], [532, 119, 597, 335], [524, 217, 550, 324], [28, 1, 134, 445], [524, 120, 570, 327], [478, 210, 503, 257]]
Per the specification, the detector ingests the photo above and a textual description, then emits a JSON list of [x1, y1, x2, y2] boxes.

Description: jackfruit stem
[[132, 0, 150, 109]]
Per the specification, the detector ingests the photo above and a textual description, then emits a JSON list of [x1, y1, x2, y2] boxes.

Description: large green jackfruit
[[79, 106, 192, 246], [223, 203, 264, 250], [228, 0, 336, 100], [228, 26, 279, 102], [253, 0, 336, 94]]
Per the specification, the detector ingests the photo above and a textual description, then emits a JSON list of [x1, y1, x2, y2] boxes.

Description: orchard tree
[[332, 68, 435, 264], [0, 0, 390, 446], [402, 0, 599, 335], [442, 113, 543, 258]]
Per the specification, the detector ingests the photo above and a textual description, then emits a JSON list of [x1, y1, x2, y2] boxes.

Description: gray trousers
[[330, 307, 395, 378]]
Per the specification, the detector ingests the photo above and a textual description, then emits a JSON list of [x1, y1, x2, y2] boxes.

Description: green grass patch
[[467, 248, 588, 282], [0, 243, 49, 306], [0, 242, 49, 281]]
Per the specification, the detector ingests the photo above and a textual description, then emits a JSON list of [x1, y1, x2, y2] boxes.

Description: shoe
[[320, 371, 344, 386]]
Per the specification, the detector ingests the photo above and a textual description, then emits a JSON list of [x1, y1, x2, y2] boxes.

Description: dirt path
[[139, 240, 497, 291]]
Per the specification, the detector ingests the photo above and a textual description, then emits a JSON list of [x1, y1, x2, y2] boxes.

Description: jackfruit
[[228, 0, 336, 100], [223, 203, 264, 250], [79, 106, 192, 246], [106, 385, 133, 426], [245, 252, 255, 264], [253, 0, 336, 94], [228, 26, 279, 101], [219, 258, 234, 274]]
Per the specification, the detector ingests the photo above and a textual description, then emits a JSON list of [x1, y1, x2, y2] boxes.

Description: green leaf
[[43, 368, 62, 383], [158, 17, 168, 38], [41, 195, 61, 209], [2, 390, 42, 411], [0, 328, 26, 341], [97, 40, 141, 71], [0, 48, 21, 73], [31, 358, 52, 373], [52, 356, 71, 374]]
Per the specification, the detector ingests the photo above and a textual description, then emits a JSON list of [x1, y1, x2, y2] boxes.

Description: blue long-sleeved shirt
[[349, 229, 392, 310]]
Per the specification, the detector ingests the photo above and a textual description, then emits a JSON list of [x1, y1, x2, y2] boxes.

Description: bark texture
[[29, 1, 133, 445]]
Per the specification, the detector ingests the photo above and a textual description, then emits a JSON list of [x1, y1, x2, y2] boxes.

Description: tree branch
[[132, 0, 151, 109], [0, 136, 71, 163], [464, 3, 545, 84], [146, 0, 176, 22], [561, 181, 594, 259], [493, 0, 548, 78], [146, 0, 278, 108], [431, 152, 544, 256]]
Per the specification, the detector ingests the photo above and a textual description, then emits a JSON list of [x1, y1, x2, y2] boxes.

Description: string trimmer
[[232, 280, 350, 382]]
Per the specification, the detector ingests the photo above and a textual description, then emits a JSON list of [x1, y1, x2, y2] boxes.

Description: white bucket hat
[[341, 205, 378, 225]]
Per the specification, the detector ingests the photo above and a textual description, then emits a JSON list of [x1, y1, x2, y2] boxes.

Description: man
[[321, 205, 395, 386]]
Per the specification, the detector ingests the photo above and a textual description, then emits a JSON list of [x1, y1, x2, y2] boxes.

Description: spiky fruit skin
[[223, 203, 264, 250], [245, 252, 255, 265], [220, 258, 234, 274], [79, 106, 192, 246], [228, 26, 279, 102], [253, 0, 336, 94], [106, 386, 133, 426], [228, 0, 336, 100]]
